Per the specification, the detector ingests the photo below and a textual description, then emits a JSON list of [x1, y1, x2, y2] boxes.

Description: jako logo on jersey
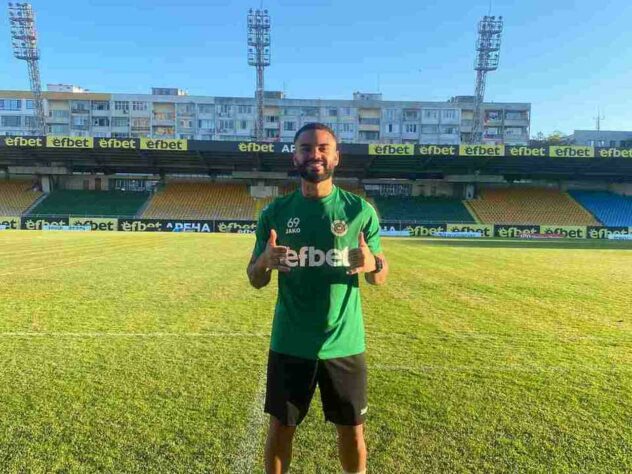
[[286, 217, 301, 234], [285, 246, 350, 267], [331, 220, 348, 237]]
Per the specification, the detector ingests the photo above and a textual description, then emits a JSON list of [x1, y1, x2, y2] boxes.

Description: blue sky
[[2, 0, 631, 136]]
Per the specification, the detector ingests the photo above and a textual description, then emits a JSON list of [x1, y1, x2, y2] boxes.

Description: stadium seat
[[569, 190, 632, 227], [371, 196, 476, 223], [28, 190, 150, 217], [468, 188, 600, 225], [0, 181, 44, 215], [142, 182, 257, 220]]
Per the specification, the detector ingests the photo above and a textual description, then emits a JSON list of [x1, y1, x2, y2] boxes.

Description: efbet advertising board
[[69, 217, 118, 231], [2, 135, 632, 159], [0, 216, 21, 230]]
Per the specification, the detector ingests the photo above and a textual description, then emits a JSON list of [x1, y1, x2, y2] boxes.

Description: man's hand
[[261, 229, 291, 273], [346, 232, 376, 275]]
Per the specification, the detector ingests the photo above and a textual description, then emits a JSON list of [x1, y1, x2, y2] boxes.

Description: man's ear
[[333, 149, 340, 166]]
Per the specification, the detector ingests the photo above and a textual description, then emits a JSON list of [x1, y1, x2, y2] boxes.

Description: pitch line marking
[[232, 361, 267, 474]]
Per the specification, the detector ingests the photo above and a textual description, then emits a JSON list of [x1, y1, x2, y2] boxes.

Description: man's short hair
[[293, 122, 338, 145]]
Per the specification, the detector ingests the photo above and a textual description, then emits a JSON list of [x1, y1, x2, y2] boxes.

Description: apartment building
[[0, 86, 530, 145]]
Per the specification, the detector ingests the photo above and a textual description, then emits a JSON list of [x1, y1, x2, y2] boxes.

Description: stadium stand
[[28, 190, 150, 217], [568, 190, 632, 226], [468, 187, 600, 225], [372, 196, 476, 223], [142, 182, 256, 220], [0, 181, 44, 215]]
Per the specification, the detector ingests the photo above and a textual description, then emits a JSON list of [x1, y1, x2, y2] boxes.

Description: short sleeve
[[253, 205, 272, 259], [362, 202, 383, 255]]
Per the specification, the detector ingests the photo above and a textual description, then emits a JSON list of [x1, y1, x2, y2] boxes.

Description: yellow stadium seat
[[467, 188, 599, 225]]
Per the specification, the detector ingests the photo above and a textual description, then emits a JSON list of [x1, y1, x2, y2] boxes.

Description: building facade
[[0, 86, 530, 145], [570, 130, 632, 147]]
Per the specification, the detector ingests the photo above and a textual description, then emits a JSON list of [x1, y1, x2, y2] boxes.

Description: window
[[23, 115, 36, 129], [301, 107, 318, 117], [404, 110, 419, 121], [505, 111, 526, 120], [340, 107, 352, 116], [71, 101, 90, 113], [153, 126, 175, 136], [610, 140, 617, 147], [327, 108, 338, 117], [71, 116, 89, 128], [179, 119, 193, 128], [92, 101, 110, 111], [421, 125, 438, 134], [219, 104, 232, 114], [239, 120, 249, 130], [93, 117, 110, 127], [1, 115, 21, 127], [112, 117, 129, 128], [340, 123, 354, 133], [114, 101, 129, 111], [265, 129, 279, 138], [442, 109, 457, 120], [26, 100, 34, 110], [441, 126, 458, 135], [198, 104, 214, 114], [237, 105, 253, 114], [359, 131, 379, 140], [282, 107, 299, 116], [387, 123, 395, 133], [265, 115, 278, 123], [423, 109, 439, 119], [218, 119, 234, 131], [359, 117, 380, 125], [385, 109, 397, 120], [0, 99, 21, 111], [132, 101, 148, 111], [49, 124, 69, 135], [50, 110, 70, 120], [486, 111, 501, 121], [405, 123, 418, 133], [154, 112, 175, 121], [283, 121, 296, 131], [198, 119, 214, 129], [178, 103, 195, 114], [111, 132, 129, 139], [485, 127, 500, 136], [132, 117, 150, 128]]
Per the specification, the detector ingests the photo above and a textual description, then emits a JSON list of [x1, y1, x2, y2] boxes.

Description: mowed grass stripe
[[0, 232, 630, 472]]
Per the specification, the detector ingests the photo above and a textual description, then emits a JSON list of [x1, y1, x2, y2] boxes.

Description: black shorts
[[264, 350, 367, 427]]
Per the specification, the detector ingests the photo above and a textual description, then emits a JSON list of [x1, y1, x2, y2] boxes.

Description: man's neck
[[301, 179, 334, 199]]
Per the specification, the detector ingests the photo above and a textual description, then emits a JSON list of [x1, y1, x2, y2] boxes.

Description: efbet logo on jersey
[[286, 217, 301, 234], [285, 246, 350, 268], [330, 220, 348, 237]]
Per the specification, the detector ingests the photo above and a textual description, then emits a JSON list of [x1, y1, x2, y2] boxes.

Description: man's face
[[293, 129, 340, 183]]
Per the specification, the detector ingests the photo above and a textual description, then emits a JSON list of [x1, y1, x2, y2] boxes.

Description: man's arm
[[347, 233, 388, 285], [247, 229, 290, 289], [364, 253, 388, 286]]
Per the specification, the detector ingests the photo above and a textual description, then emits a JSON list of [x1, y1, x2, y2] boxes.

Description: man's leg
[[336, 423, 366, 474], [265, 415, 296, 474]]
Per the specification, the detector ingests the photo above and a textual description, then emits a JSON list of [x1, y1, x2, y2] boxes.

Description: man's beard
[[297, 160, 334, 183]]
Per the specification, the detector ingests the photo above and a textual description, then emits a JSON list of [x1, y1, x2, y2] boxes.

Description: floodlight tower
[[470, 15, 503, 144], [247, 8, 270, 141], [8, 2, 46, 136]]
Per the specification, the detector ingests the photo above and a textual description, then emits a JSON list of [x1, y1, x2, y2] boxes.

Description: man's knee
[[268, 416, 297, 442], [336, 424, 365, 445]]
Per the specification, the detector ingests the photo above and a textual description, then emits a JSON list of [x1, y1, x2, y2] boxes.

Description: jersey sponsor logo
[[285, 246, 350, 268], [331, 219, 348, 237], [286, 217, 301, 234]]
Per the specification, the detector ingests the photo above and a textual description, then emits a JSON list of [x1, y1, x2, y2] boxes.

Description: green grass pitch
[[0, 232, 630, 473]]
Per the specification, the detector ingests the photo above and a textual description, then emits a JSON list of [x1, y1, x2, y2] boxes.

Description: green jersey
[[253, 186, 382, 360]]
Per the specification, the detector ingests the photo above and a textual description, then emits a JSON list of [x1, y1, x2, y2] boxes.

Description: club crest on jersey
[[331, 220, 348, 237]]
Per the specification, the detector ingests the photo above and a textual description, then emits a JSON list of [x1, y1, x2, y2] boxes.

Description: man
[[247, 122, 389, 474]]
